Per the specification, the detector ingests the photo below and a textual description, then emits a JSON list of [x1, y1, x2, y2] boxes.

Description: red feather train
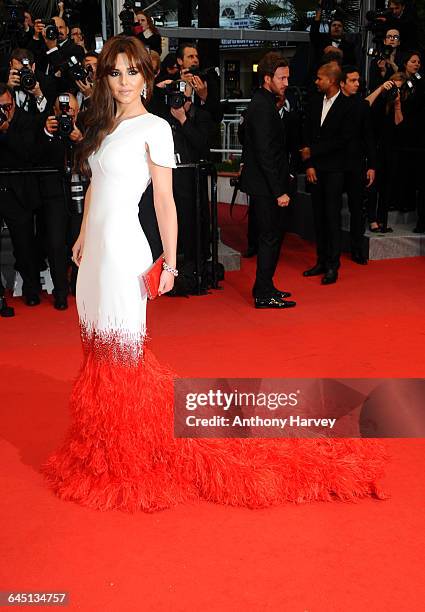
[[41, 334, 388, 512]]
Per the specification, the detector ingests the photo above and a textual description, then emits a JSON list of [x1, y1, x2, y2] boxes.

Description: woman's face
[[107, 53, 145, 107], [135, 13, 148, 31], [406, 54, 421, 75]]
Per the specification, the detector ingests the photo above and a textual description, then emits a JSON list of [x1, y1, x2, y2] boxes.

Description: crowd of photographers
[[0, 0, 424, 315]]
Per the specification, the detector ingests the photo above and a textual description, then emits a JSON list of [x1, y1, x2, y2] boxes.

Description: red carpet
[[1, 205, 424, 610]]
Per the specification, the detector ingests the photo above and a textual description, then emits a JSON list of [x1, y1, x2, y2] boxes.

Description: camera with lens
[[367, 43, 394, 61], [119, 0, 143, 33], [187, 66, 218, 82], [163, 80, 189, 109], [69, 172, 86, 214], [55, 94, 74, 137], [18, 58, 36, 91], [42, 18, 59, 40], [67, 56, 89, 84], [383, 82, 400, 101]]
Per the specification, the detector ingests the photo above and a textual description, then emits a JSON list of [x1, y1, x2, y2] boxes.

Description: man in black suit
[[340, 66, 377, 264], [0, 84, 42, 305], [7, 48, 57, 115], [27, 16, 85, 92], [240, 52, 296, 309], [300, 62, 353, 284]]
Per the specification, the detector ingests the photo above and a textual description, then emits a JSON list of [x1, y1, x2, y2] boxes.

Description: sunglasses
[[386, 35, 400, 40], [0, 103, 12, 111]]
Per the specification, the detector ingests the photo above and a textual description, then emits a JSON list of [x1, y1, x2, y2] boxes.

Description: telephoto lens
[[44, 19, 59, 41], [18, 59, 36, 91]]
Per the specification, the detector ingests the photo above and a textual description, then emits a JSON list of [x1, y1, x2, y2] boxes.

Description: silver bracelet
[[163, 261, 178, 277]]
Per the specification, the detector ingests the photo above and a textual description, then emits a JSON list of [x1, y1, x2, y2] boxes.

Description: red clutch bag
[[140, 254, 164, 300]]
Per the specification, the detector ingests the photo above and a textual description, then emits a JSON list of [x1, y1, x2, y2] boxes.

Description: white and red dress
[[42, 114, 387, 512]]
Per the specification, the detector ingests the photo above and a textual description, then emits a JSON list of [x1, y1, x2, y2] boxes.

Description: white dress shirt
[[320, 90, 340, 126]]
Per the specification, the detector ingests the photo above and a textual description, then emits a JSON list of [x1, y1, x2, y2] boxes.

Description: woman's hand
[[158, 270, 175, 296], [72, 232, 85, 266]]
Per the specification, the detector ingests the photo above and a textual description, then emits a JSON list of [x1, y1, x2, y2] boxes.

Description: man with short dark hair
[[176, 42, 223, 123], [7, 48, 56, 115], [340, 66, 376, 264], [301, 62, 354, 284], [240, 52, 296, 309]]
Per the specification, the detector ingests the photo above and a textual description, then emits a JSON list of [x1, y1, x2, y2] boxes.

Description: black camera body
[[163, 80, 188, 109], [383, 82, 400, 102], [43, 18, 59, 41], [367, 43, 394, 62], [187, 66, 217, 82], [18, 58, 36, 91], [67, 56, 89, 84], [55, 94, 73, 136], [119, 0, 143, 32]]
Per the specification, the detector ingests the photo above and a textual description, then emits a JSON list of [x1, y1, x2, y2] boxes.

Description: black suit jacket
[[302, 92, 354, 173], [240, 87, 289, 198], [345, 96, 376, 171], [309, 20, 358, 65]]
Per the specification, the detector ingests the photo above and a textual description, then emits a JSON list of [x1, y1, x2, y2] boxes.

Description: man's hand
[[45, 116, 58, 134], [28, 81, 43, 98], [366, 168, 376, 188], [7, 69, 20, 88], [33, 19, 44, 40], [70, 125, 83, 142], [76, 79, 93, 97], [155, 79, 173, 89], [300, 146, 311, 162], [191, 75, 207, 101], [306, 168, 318, 184], [0, 119, 9, 132], [170, 106, 186, 125], [277, 193, 290, 207]]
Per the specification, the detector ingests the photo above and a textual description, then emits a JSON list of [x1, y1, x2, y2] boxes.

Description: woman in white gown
[[42, 36, 387, 512]]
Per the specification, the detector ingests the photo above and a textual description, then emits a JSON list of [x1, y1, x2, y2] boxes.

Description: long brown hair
[[75, 36, 154, 176], [135, 11, 160, 36]]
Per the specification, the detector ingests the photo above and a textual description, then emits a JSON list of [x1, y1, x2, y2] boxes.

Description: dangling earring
[[141, 83, 147, 98]]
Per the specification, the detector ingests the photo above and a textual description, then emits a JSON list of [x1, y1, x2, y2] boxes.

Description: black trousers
[[344, 169, 367, 255], [310, 171, 344, 270], [251, 195, 287, 298], [5, 215, 40, 296], [38, 177, 71, 297]]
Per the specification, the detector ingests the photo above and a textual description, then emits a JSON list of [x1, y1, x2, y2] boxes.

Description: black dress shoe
[[255, 296, 296, 309], [321, 270, 338, 285], [54, 296, 68, 310], [24, 294, 40, 306], [0, 297, 14, 317], [351, 253, 368, 265], [303, 264, 326, 277], [273, 289, 292, 299]]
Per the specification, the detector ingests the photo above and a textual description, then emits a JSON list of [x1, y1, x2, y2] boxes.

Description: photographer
[[382, 1, 420, 51], [0, 84, 42, 306], [366, 74, 407, 231], [37, 92, 83, 309], [398, 51, 425, 227], [144, 80, 213, 291], [340, 66, 376, 264], [368, 28, 402, 92], [28, 16, 85, 90], [7, 48, 56, 115], [133, 10, 162, 55], [75, 51, 98, 111], [176, 42, 223, 124], [70, 25, 88, 54], [309, 1, 358, 67]]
